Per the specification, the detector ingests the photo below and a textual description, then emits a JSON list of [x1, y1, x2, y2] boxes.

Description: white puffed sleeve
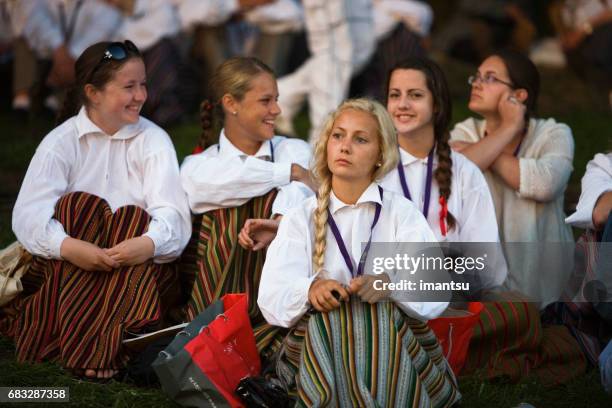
[[518, 123, 574, 202], [12, 142, 72, 259], [141, 138, 191, 263], [272, 137, 315, 215], [258, 207, 317, 327], [566, 153, 612, 229], [393, 202, 448, 320], [180, 151, 292, 214]]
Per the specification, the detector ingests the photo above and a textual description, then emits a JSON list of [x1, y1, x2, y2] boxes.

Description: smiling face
[[387, 68, 434, 138], [228, 72, 280, 144], [326, 109, 381, 183], [469, 55, 514, 115], [87, 58, 147, 134]]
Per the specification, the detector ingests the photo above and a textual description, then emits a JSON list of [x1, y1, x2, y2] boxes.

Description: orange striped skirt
[[0, 192, 180, 370]]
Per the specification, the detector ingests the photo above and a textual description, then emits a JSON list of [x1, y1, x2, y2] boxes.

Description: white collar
[[75, 106, 143, 140], [399, 146, 436, 167], [329, 182, 383, 215], [217, 129, 273, 159]]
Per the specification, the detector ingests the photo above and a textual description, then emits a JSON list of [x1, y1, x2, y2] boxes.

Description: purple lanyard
[[397, 147, 434, 218], [218, 140, 275, 162], [327, 186, 383, 278]]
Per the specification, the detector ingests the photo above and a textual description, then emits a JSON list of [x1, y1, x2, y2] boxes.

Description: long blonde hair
[[311, 98, 399, 274]]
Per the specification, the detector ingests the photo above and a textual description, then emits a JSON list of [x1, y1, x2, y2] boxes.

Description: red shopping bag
[[429, 302, 484, 376], [174, 293, 260, 407]]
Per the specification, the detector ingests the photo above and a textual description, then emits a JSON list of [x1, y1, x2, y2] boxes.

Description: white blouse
[[12, 107, 191, 263], [381, 147, 507, 287], [381, 148, 500, 243], [566, 153, 612, 229], [180, 130, 314, 216], [258, 183, 447, 328], [451, 117, 575, 307]]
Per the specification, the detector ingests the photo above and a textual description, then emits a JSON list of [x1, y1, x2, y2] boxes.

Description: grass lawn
[[0, 57, 611, 407]]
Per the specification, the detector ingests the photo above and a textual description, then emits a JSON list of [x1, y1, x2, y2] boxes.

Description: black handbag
[[235, 376, 294, 408]]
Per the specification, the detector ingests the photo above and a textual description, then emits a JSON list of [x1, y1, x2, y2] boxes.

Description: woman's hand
[[349, 274, 391, 304], [291, 163, 319, 192], [308, 278, 350, 312], [105, 236, 155, 266], [60, 237, 119, 272], [238, 218, 280, 251], [498, 90, 526, 134]]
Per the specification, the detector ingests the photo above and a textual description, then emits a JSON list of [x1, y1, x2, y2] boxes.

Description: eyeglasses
[[89, 40, 139, 81], [468, 73, 514, 88]]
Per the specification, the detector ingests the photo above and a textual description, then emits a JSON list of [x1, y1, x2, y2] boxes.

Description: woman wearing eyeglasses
[[3, 41, 191, 379], [450, 50, 575, 308]]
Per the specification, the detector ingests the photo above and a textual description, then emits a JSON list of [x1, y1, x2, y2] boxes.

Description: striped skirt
[[181, 190, 285, 357], [0, 192, 179, 370], [461, 292, 587, 385], [276, 298, 461, 408]]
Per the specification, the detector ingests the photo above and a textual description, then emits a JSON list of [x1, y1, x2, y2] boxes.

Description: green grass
[[0, 58, 611, 406]]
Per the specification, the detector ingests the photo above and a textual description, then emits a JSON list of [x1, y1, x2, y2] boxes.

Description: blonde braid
[[312, 177, 332, 275]]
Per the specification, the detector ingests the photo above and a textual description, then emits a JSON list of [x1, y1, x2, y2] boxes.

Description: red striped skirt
[[461, 291, 587, 385], [0, 192, 180, 370]]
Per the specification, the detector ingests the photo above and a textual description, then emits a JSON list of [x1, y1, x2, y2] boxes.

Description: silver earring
[[232, 111, 237, 116], [376, 162, 382, 167]]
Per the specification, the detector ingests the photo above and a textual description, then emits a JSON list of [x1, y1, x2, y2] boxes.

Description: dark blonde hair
[[56, 40, 142, 125], [311, 98, 399, 274], [198, 57, 275, 149]]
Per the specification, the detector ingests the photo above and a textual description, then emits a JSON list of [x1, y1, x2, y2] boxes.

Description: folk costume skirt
[[181, 190, 286, 358], [462, 291, 587, 385], [275, 297, 461, 408], [0, 192, 180, 370]]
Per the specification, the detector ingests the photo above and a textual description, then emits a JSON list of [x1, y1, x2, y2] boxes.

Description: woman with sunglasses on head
[[2, 41, 191, 379], [380, 57, 506, 290], [258, 99, 460, 406], [179, 57, 315, 356], [450, 50, 575, 308]]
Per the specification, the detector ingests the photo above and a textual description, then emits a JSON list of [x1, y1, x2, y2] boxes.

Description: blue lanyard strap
[[327, 186, 383, 278], [397, 147, 434, 218]]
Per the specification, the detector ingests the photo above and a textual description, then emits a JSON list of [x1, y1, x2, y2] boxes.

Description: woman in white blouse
[[381, 57, 506, 289], [450, 50, 575, 308], [258, 99, 460, 407], [179, 57, 315, 354], [4, 41, 191, 379]]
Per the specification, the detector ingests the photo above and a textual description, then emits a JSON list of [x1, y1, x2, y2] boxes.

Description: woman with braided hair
[[258, 98, 460, 406], [380, 57, 506, 289], [179, 57, 315, 357]]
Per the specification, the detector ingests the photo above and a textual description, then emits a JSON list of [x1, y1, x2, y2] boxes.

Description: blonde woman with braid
[[258, 99, 460, 407]]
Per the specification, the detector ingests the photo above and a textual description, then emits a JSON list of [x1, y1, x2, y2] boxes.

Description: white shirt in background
[[12, 106, 192, 263], [566, 152, 612, 229], [8, 0, 122, 59], [180, 130, 314, 216], [258, 182, 446, 328], [173, 0, 239, 32], [117, 0, 181, 52], [373, 0, 433, 39]]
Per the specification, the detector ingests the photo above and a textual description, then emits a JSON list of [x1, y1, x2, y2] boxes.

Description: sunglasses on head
[[89, 40, 139, 81]]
